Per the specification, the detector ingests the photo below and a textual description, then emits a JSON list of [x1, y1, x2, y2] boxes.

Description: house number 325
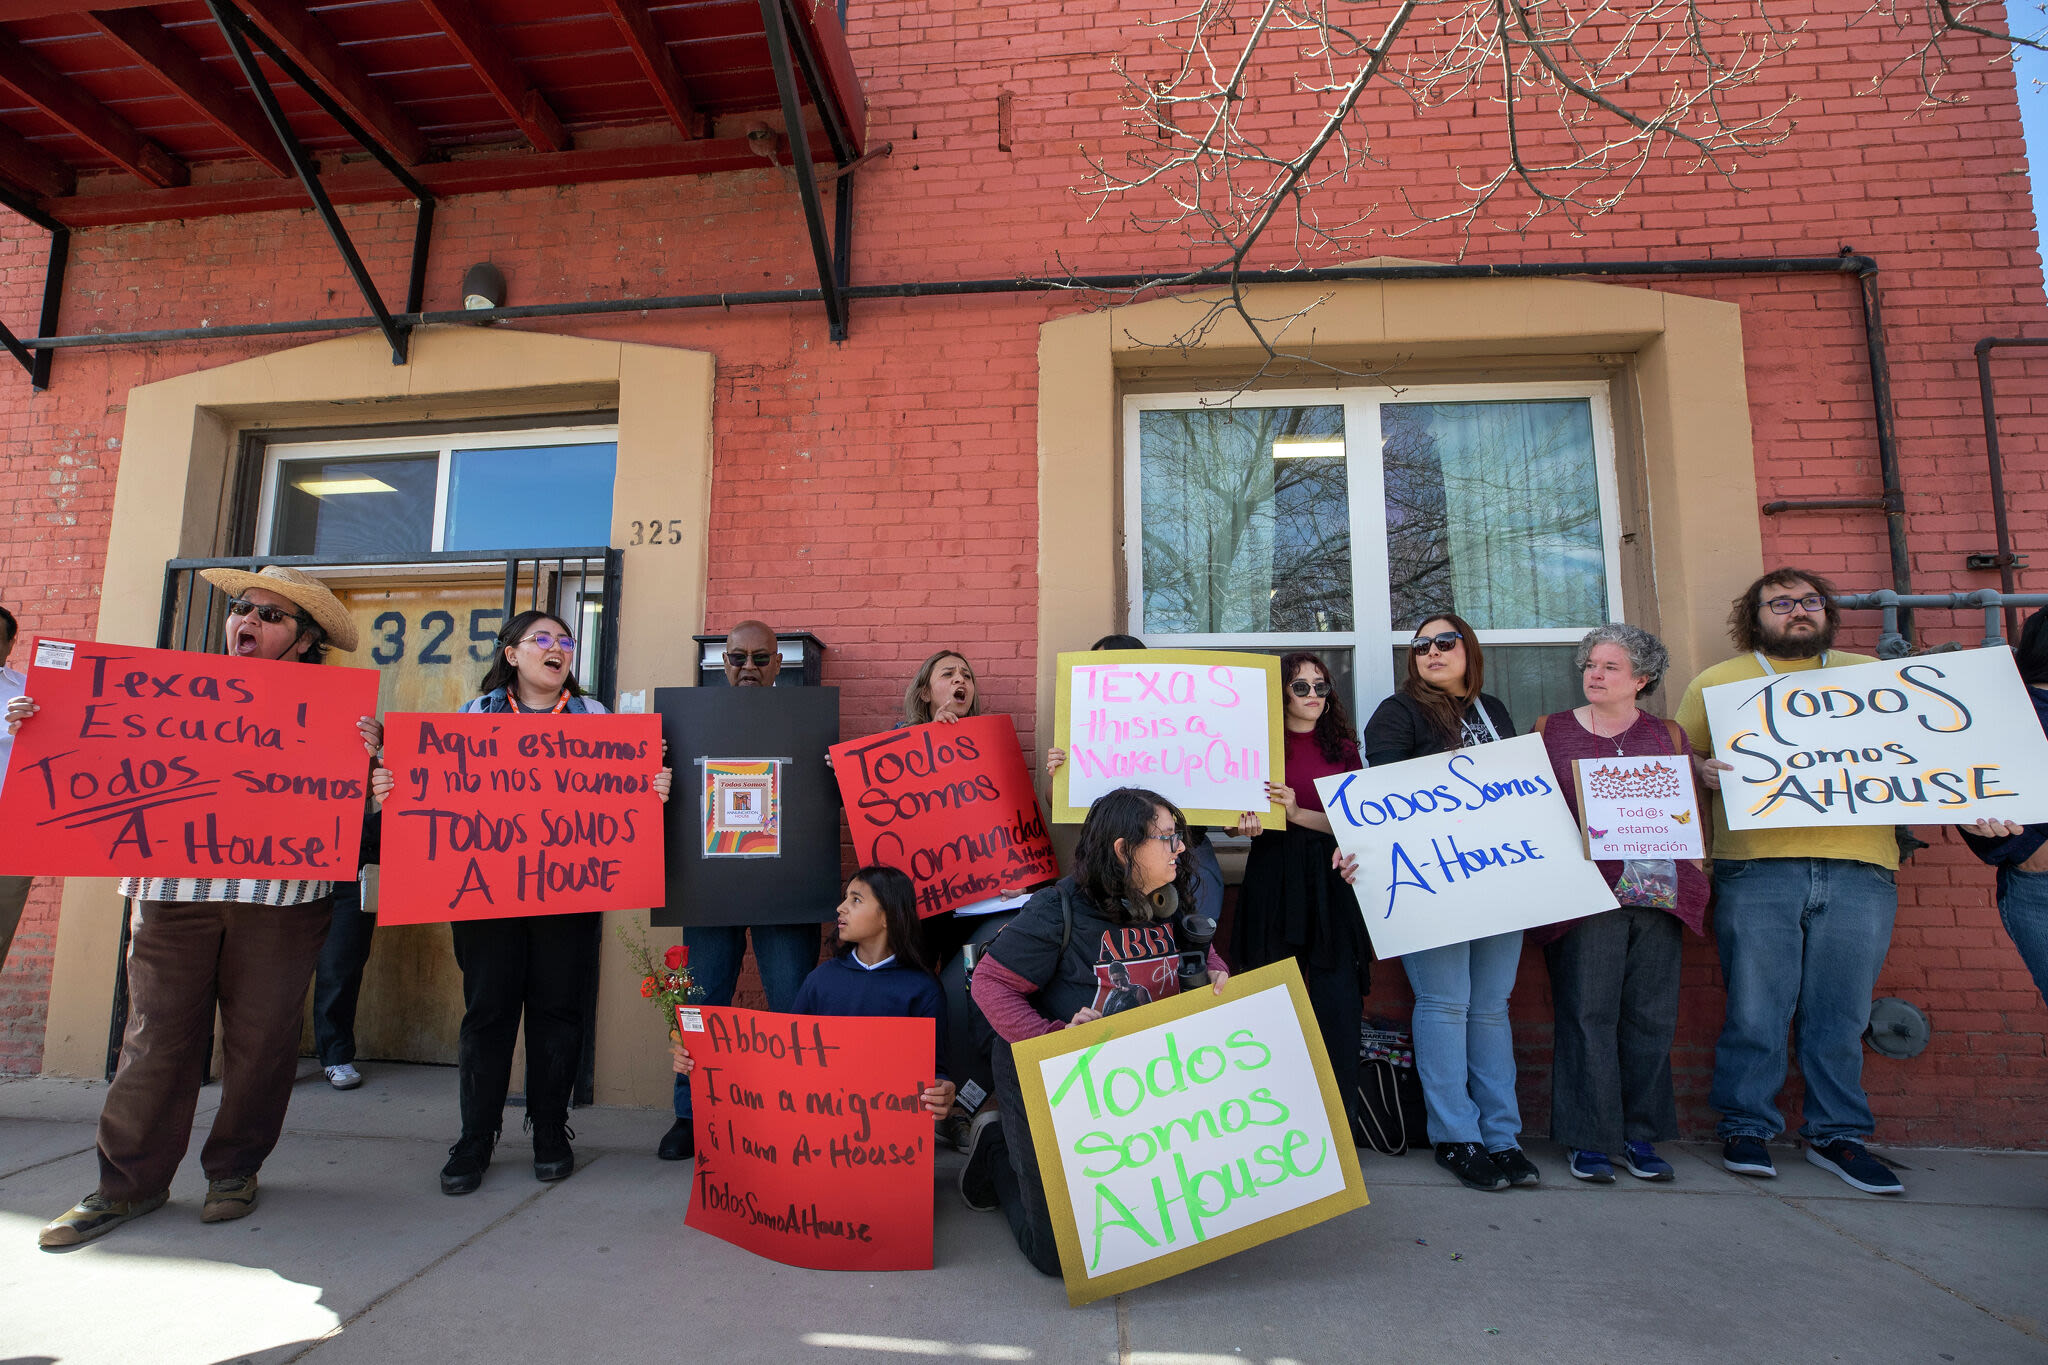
[[628, 520, 684, 546]]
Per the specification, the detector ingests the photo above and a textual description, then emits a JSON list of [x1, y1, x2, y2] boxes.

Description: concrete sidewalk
[[0, 1064, 2042, 1365]]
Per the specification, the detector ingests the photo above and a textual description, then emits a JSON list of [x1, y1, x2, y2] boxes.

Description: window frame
[[1122, 380, 1626, 708], [253, 422, 621, 557]]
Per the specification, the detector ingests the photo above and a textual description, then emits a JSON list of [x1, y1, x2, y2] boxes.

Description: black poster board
[[653, 686, 841, 928]]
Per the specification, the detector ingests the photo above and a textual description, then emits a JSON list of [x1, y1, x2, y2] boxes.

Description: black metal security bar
[[105, 545, 624, 1081], [1835, 589, 2048, 659], [205, 0, 436, 363], [0, 181, 68, 390]]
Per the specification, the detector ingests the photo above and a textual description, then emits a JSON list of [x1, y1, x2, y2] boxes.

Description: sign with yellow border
[[1052, 649, 1284, 831], [1011, 959, 1368, 1306]]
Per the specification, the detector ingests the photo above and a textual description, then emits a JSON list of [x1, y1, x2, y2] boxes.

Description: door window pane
[[444, 443, 618, 552], [271, 454, 438, 556], [1383, 399, 1606, 630], [1139, 406, 1351, 634]]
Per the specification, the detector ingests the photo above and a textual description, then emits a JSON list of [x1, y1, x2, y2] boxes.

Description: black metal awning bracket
[[207, 0, 430, 365], [756, 0, 848, 341], [0, 181, 69, 389]]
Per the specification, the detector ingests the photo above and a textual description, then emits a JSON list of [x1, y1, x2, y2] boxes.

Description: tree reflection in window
[[1384, 400, 1607, 630], [1139, 406, 1352, 634]]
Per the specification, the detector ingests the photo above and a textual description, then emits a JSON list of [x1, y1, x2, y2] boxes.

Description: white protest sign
[[1575, 756, 1706, 860], [1315, 733, 1618, 958], [1053, 649, 1283, 830], [1702, 647, 2048, 830], [1011, 960, 1367, 1307]]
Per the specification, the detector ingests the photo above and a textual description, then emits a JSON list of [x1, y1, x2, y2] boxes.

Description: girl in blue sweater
[[672, 865, 956, 1116]]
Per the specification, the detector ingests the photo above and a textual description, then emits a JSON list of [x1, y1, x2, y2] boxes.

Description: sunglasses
[[1288, 680, 1331, 698], [1765, 594, 1826, 616], [226, 597, 308, 628], [519, 632, 576, 653], [725, 649, 777, 667], [1410, 631, 1464, 655]]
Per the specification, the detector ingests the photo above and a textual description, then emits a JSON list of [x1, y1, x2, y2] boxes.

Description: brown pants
[[96, 897, 331, 1202]]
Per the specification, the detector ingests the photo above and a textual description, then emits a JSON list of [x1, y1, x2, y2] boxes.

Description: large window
[[256, 427, 618, 558], [1126, 384, 1625, 731]]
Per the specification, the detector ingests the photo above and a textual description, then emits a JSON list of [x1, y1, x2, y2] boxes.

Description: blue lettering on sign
[[1328, 752, 1553, 829], [1382, 835, 1546, 918]]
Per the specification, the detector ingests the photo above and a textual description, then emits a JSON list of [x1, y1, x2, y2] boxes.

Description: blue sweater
[[790, 952, 950, 1081], [1960, 684, 2048, 869]]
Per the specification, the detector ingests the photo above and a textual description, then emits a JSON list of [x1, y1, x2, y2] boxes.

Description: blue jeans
[[1402, 930, 1524, 1149], [1709, 857, 1897, 1144], [671, 922, 822, 1118], [312, 880, 376, 1066], [1997, 867, 2048, 1007]]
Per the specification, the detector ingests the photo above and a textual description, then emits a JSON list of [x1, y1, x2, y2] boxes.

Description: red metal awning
[[0, 0, 864, 227]]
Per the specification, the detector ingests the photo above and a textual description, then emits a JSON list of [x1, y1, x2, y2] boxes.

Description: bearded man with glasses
[[10, 565, 382, 1247], [1673, 566, 1906, 1196]]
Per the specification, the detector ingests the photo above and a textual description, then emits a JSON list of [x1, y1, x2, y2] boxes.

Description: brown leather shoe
[[201, 1175, 259, 1223], [39, 1190, 168, 1248]]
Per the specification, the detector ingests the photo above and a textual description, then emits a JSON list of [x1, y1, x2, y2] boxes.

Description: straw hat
[[197, 564, 359, 652]]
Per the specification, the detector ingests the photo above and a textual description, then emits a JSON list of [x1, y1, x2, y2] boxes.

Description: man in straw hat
[[7, 565, 378, 1247]]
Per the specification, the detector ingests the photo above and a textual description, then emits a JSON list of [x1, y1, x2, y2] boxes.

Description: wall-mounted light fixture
[[461, 262, 506, 311]]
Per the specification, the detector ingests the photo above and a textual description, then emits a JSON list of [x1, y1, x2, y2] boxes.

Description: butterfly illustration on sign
[[1588, 827, 1608, 839], [1672, 810, 1693, 825]]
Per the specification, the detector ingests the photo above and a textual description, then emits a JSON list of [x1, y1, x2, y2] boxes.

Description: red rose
[[664, 944, 687, 970]]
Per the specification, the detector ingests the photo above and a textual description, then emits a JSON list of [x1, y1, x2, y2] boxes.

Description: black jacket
[[1361, 688, 1517, 767]]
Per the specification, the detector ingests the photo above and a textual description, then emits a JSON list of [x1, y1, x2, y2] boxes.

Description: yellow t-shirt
[[1673, 650, 1900, 870]]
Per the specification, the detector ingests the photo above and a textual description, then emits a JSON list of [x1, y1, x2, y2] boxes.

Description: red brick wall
[[1, 0, 2043, 1144]]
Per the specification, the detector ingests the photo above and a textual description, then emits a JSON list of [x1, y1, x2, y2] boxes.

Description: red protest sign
[[680, 1004, 935, 1271], [830, 715, 1058, 918], [377, 711, 666, 925], [0, 638, 378, 880]]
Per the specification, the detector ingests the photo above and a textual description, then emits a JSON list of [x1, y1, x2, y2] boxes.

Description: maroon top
[[1536, 709, 1710, 938], [1284, 727, 1362, 815]]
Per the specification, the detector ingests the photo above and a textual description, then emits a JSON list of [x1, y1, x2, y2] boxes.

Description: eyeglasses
[[1147, 830, 1187, 850], [519, 632, 576, 653], [226, 598, 308, 627], [1765, 594, 1827, 616], [1288, 680, 1331, 698], [725, 649, 777, 667], [1410, 631, 1464, 655]]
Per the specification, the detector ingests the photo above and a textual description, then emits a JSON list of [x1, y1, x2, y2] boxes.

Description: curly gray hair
[[1573, 622, 1669, 697]]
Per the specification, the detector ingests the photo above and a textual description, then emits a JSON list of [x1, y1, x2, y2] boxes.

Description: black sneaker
[[1804, 1139, 1903, 1195], [959, 1110, 1002, 1211], [530, 1118, 576, 1182], [656, 1117, 695, 1162], [1721, 1135, 1777, 1178], [440, 1133, 495, 1196], [1488, 1145, 1541, 1187], [1434, 1141, 1509, 1192]]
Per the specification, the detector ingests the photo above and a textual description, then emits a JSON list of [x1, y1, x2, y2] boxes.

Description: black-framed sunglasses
[[1288, 680, 1331, 698], [1765, 594, 1827, 616], [725, 649, 777, 667], [226, 597, 308, 628], [1410, 631, 1463, 655]]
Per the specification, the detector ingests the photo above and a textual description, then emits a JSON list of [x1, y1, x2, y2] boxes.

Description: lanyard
[[508, 691, 571, 714], [1752, 650, 1827, 676], [1465, 700, 1502, 745]]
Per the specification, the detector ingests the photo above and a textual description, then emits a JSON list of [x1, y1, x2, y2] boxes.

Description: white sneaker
[[325, 1063, 362, 1090]]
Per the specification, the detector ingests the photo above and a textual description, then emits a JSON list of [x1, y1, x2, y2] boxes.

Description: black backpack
[[1356, 1020, 1427, 1156]]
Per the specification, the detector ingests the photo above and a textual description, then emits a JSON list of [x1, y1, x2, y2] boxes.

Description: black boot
[[530, 1117, 576, 1182], [441, 1133, 495, 1196], [656, 1116, 695, 1161]]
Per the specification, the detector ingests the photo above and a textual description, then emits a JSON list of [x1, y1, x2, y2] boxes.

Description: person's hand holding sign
[[1969, 818, 2048, 872], [4, 695, 35, 735], [357, 716, 383, 759], [1694, 753, 1732, 790], [919, 1078, 957, 1117], [1045, 746, 1066, 778], [1332, 849, 1360, 885], [653, 738, 673, 803], [369, 765, 394, 810]]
